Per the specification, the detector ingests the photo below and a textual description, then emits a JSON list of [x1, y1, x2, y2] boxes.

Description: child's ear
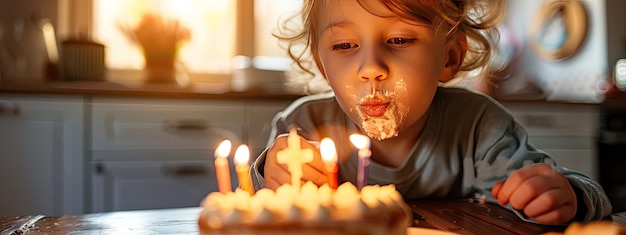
[[439, 33, 467, 83]]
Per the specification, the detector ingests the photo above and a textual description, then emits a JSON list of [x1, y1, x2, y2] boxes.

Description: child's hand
[[263, 135, 327, 190], [492, 163, 578, 224]]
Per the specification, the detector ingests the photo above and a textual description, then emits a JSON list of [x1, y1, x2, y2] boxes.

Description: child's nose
[[357, 50, 388, 82]]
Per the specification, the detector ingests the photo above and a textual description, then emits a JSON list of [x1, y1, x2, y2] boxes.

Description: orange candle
[[214, 140, 232, 193], [320, 138, 338, 190], [234, 144, 255, 195]]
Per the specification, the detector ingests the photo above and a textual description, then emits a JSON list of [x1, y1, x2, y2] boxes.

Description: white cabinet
[[89, 97, 291, 212], [503, 102, 599, 180], [0, 94, 84, 216]]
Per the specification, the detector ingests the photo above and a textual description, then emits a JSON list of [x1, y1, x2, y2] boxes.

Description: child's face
[[314, 1, 457, 140]]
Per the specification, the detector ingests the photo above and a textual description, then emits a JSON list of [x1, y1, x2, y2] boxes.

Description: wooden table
[[1, 200, 624, 235]]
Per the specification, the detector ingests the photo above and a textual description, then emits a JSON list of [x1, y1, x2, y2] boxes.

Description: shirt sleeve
[[475, 119, 612, 223], [250, 147, 268, 191]]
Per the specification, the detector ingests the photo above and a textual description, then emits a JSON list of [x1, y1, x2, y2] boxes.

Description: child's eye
[[332, 43, 358, 50], [387, 38, 416, 45]]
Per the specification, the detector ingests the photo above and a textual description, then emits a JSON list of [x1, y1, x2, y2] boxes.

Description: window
[[68, 0, 303, 78]]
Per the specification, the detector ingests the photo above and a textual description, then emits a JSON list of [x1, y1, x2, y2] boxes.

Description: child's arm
[[476, 119, 612, 225]]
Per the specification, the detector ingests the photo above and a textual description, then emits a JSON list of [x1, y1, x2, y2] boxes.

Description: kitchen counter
[[0, 78, 307, 100]]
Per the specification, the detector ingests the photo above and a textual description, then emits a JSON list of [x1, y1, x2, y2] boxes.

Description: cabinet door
[[91, 160, 223, 212], [0, 94, 84, 216], [90, 97, 246, 213]]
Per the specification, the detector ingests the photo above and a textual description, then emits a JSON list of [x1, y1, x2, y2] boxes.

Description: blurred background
[[1, 0, 626, 217]]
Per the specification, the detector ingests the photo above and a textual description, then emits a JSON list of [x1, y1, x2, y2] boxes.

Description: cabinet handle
[[162, 164, 209, 177], [94, 162, 105, 174], [0, 102, 20, 115], [163, 119, 209, 131]]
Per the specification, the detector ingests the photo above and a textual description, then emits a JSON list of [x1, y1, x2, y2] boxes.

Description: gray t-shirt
[[250, 87, 612, 222]]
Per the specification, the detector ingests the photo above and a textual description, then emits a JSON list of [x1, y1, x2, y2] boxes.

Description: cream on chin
[[359, 106, 400, 140]]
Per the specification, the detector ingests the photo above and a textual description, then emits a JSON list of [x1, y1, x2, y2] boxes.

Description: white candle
[[320, 138, 338, 190], [234, 144, 255, 195], [276, 128, 314, 190], [350, 134, 371, 190], [214, 140, 232, 193]]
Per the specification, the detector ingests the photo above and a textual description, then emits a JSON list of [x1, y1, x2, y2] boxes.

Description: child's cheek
[[343, 84, 361, 117]]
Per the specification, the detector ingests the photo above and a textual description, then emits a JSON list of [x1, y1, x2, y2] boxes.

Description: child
[[250, 0, 612, 225]]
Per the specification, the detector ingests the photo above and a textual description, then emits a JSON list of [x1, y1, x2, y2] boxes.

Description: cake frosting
[[198, 181, 412, 235]]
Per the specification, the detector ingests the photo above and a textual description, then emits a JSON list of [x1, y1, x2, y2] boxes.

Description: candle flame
[[320, 138, 337, 164], [349, 134, 370, 150], [215, 140, 232, 158], [234, 144, 250, 164]]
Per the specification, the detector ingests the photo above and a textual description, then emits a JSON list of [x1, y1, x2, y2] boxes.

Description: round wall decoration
[[529, 0, 588, 61]]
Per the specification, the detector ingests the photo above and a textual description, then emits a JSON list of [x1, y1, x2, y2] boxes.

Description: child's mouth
[[360, 103, 389, 117], [359, 95, 390, 117]]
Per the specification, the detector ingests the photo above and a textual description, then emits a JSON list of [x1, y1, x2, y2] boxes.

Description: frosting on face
[[356, 80, 409, 141], [199, 181, 411, 230]]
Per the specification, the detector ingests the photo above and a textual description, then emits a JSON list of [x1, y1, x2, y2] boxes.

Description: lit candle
[[320, 138, 338, 190], [234, 144, 255, 195], [277, 128, 314, 190], [350, 134, 371, 190], [214, 140, 232, 193]]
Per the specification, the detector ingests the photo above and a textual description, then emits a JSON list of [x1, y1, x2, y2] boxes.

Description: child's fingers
[[264, 134, 328, 188], [494, 179, 520, 206], [532, 202, 577, 224], [523, 188, 573, 219], [301, 162, 328, 186], [264, 173, 287, 190], [494, 163, 554, 206], [265, 164, 327, 190], [508, 175, 557, 210], [492, 181, 504, 198]]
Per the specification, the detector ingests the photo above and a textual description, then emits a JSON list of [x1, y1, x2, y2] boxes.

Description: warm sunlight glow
[[349, 134, 370, 150], [234, 144, 250, 165], [93, 0, 303, 75], [93, 0, 235, 73], [254, 0, 302, 57], [215, 140, 232, 158], [320, 138, 337, 164]]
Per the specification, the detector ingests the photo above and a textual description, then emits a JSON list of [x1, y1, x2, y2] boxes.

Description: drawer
[[503, 103, 599, 137], [92, 98, 246, 150], [91, 160, 228, 212]]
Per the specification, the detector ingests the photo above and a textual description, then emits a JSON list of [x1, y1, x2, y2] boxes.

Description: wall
[[499, 0, 608, 103]]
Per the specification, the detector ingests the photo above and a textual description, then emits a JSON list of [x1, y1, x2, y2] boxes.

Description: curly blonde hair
[[274, 0, 506, 92]]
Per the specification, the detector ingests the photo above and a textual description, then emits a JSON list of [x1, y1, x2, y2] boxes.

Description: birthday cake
[[197, 181, 412, 235]]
